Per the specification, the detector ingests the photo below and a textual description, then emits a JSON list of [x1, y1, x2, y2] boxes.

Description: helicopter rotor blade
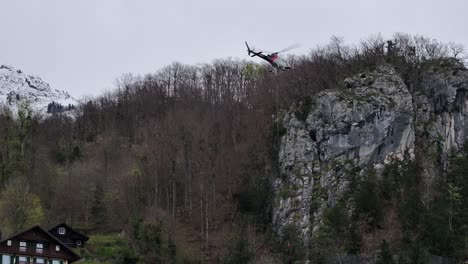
[[277, 43, 301, 53]]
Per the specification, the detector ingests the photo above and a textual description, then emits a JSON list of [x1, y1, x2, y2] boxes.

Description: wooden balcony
[[1, 246, 66, 260]]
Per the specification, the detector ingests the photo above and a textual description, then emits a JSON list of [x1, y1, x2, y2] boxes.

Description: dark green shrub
[[354, 169, 383, 228], [281, 224, 306, 264], [376, 240, 395, 264]]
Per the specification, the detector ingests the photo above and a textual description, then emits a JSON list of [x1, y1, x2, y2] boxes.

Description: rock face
[[271, 60, 468, 245], [0, 64, 76, 114], [414, 59, 468, 164]]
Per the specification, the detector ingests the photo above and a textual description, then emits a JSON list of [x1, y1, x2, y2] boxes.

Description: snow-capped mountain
[[0, 64, 76, 114]]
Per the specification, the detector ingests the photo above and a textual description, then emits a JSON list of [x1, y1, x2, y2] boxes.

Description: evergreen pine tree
[[376, 240, 395, 264]]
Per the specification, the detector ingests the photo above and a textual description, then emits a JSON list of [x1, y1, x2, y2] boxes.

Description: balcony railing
[[6, 246, 62, 258], [19, 247, 45, 254]]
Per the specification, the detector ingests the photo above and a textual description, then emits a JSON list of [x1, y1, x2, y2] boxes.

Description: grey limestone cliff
[[271, 59, 468, 246]]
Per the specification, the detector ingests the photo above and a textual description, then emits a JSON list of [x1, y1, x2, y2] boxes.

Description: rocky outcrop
[[0, 64, 76, 114], [414, 59, 468, 164], [271, 59, 468, 246]]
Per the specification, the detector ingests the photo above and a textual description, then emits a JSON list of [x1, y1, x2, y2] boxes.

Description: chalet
[[48, 224, 89, 248], [0, 225, 81, 264]]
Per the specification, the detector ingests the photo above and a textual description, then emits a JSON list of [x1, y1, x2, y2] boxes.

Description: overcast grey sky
[[1, 0, 467, 98]]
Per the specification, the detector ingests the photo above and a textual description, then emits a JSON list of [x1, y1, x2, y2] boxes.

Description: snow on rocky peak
[[0, 64, 77, 114]]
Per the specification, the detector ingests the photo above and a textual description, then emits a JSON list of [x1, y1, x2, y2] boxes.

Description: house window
[[52, 260, 62, 264], [19, 241, 27, 252], [18, 256, 28, 264], [36, 258, 45, 264], [2, 255, 11, 263], [58, 227, 66, 235], [6, 240, 11, 246], [55, 245, 60, 251], [36, 243, 44, 253]]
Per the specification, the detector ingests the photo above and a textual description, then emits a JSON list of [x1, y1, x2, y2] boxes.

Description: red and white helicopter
[[245, 42, 298, 71]]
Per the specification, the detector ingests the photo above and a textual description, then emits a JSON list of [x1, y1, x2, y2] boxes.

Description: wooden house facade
[[0, 226, 81, 264]]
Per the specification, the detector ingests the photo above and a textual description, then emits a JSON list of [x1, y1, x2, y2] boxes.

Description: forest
[[0, 33, 467, 263]]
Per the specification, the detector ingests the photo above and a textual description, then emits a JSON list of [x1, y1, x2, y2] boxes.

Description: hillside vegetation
[[0, 33, 466, 263]]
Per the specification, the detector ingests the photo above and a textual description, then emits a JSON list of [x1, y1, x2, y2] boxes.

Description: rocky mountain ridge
[[0, 64, 76, 114], [271, 58, 468, 248]]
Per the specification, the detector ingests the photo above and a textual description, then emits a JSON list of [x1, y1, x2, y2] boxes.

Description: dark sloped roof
[[48, 223, 89, 241]]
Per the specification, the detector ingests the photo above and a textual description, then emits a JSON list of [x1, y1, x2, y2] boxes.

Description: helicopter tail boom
[[245, 42, 263, 57], [245, 41, 252, 55]]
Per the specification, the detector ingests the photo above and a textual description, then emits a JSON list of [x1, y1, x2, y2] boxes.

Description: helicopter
[[245, 42, 298, 71]]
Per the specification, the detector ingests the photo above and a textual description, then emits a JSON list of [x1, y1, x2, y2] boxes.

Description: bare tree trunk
[[212, 175, 216, 219], [172, 176, 176, 219], [227, 168, 232, 201], [200, 182, 204, 240], [84, 189, 90, 228], [184, 167, 188, 213], [449, 200, 453, 231], [171, 159, 176, 219], [166, 186, 170, 213], [183, 145, 189, 215], [154, 168, 159, 217], [189, 159, 193, 220], [205, 187, 209, 250]]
